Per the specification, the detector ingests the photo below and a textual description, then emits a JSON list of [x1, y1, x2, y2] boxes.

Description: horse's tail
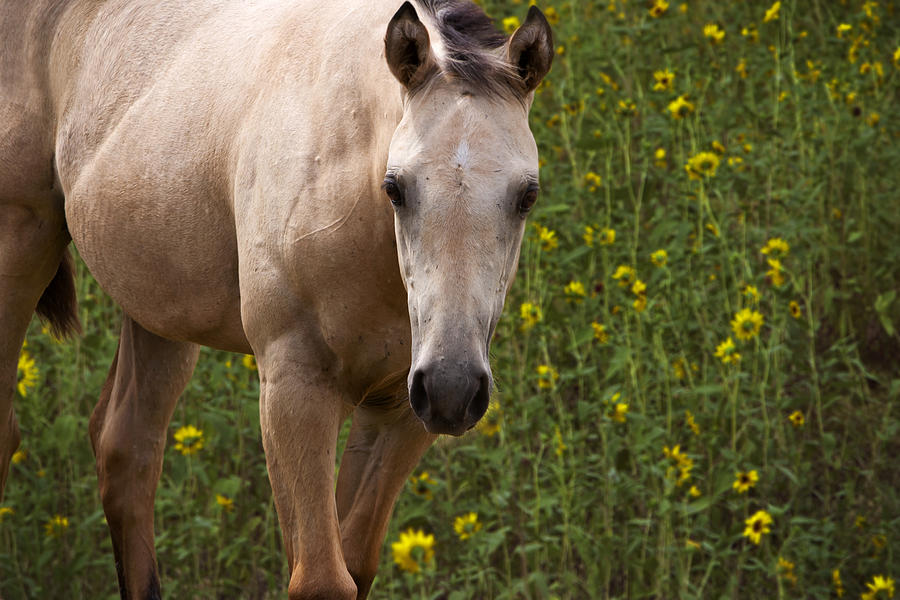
[[35, 248, 81, 339]]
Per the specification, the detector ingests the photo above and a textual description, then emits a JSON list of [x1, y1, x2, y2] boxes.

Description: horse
[[0, 0, 552, 597]]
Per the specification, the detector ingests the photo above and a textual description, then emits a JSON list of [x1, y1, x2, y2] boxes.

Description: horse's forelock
[[417, 0, 522, 99]]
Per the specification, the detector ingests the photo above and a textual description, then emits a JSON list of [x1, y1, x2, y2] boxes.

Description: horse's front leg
[[257, 340, 358, 600], [336, 403, 436, 598]]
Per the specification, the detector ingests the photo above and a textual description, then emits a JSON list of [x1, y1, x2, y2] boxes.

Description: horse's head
[[383, 2, 552, 435]]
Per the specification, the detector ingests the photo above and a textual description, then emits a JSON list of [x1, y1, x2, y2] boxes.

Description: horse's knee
[[287, 566, 357, 600]]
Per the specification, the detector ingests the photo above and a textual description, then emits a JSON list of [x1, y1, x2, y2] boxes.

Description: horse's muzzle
[[409, 361, 491, 436]]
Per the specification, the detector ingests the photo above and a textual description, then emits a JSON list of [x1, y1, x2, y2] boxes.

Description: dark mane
[[417, 0, 520, 97]]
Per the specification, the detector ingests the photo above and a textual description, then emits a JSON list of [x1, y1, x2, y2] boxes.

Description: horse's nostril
[[466, 371, 491, 424], [409, 368, 430, 421]]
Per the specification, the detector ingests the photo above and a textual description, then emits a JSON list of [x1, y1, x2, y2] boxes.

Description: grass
[[3, 0, 899, 598]]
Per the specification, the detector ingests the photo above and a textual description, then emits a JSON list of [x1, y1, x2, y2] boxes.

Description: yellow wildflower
[[543, 6, 559, 26], [715, 337, 741, 364], [777, 556, 797, 586], [215, 494, 234, 512], [789, 301, 802, 318], [633, 294, 647, 313], [685, 152, 720, 180], [650, 249, 668, 267], [536, 225, 558, 252], [16, 348, 38, 397], [409, 471, 436, 500], [519, 302, 542, 331], [453, 512, 482, 540], [242, 354, 257, 370], [761, 237, 789, 257], [649, 0, 669, 18], [743, 284, 760, 303], [733, 469, 759, 493], [391, 528, 435, 573], [592, 322, 609, 344], [44, 515, 70, 538], [833, 569, 845, 597], [766, 258, 785, 287], [741, 24, 758, 42], [763, 2, 780, 23], [612, 402, 628, 423], [598, 227, 615, 245], [672, 358, 686, 380], [553, 426, 566, 456], [173, 425, 204, 456], [502, 16, 520, 34], [667, 94, 694, 119], [583, 225, 596, 247], [704, 24, 725, 44], [11, 449, 26, 464], [0, 507, 13, 523], [689, 485, 701, 498], [743, 510, 773, 545], [536, 364, 559, 389], [836, 23, 852, 39], [478, 400, 502, 436], [565, 280, 587, 301], [654, 147, 667, 167], [788, 410, 804, 428], [862, 575, 894, 600], [652, 68, 675, 91], [731, 308, 764, 341], [585, 171, 602, 192], [685, 410, 700, 435], [611, 265, 635, 287]]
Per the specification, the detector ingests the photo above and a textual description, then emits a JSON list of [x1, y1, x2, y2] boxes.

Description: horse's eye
[[519, 187, 539, 214], [382, 179, 403, 207]]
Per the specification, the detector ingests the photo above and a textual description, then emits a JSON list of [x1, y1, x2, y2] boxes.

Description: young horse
[[0, 0, 552, 597]]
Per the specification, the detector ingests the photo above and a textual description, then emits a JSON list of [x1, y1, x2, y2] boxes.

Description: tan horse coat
[[0, 1, 552, 597]]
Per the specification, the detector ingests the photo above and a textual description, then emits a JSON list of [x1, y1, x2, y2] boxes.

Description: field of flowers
[[3, 0, 899, 598]]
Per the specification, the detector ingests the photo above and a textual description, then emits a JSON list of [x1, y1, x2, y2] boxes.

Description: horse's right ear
[[385, 2, 435, 90], [506, 6, 554, 94]]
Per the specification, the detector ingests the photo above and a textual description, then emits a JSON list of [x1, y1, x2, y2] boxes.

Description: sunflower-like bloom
[[743, 510, 773, 545], [17, 349, 38, 397], [761, 237, 790, 257], [715, 337, 741, 364], [173, 425, 205, 456], [453, 512, 482, 541], [667, 95, 694, 119], [685, 152, 720, 180], [612, 265, 636, 288], [731, 308, 764, 341], [391, 528, 435, 573], [519, 302, 542, 331], [704, 23, 725, 44], [862, 575, 894, 600], [536, 364, 559, 389], [763, 2, 781, 23], [733, 469, 759, 493], [44, 515, 70, 538], [651, 249, 668, 267], [788, 410, 805, 428], [652, 68, 674, 91]]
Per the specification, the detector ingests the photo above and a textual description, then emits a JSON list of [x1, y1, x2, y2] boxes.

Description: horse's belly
[[63, 152, 249, 353]]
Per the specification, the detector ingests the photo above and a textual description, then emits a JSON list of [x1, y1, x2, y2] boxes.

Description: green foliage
[[3, 1, 899, 598]]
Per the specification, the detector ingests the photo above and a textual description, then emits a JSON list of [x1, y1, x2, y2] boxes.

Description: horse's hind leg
[[0, 199, 73, 499], [89, 315, 199, 600]]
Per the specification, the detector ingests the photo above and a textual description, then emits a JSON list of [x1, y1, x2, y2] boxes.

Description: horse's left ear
[[385, 2, 435, 90], [506, 5, 554, 94]]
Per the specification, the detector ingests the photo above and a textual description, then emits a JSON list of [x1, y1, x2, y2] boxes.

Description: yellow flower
[[894, 47, 900, 67], [766, 258, 786, 287], [536, 364, 559, 389], [833, 569, 845, 597], [612, 403, 628, 423], [654, 147, 667, 167], [743, 510, 773, 545], [777, 556, 797, 586], [704, 24, 725, 44], [612, 265, 636, 287], [836, 23, 852, 39], [684, 152, 720, 180], [215, 494, 234, 512], [536, 225, 558, 252], [583, 225, 596, 247], [741, 24, 759, 42], [242, 354, 257, 370], [519, 302, 542, 331], [617, 98, 637, 116], [672, 358, 687, 380], [633, 294, 647, 313], [731, 308, 764, 341], [553, 426, 566, 456], [649, 0, 669, 18], [867, 112, 880, 127], [685, 410, 700, 435], [173, 425, 205, 456], [689, 485, 701, 498], [788, 410, 804, 428], [761, 237, 790, 257], [735, 58, 749, 82], [789, 301, 802, 318], [715, 337, 741, 364], [743, 284, 760, 303], [631, 279, 646, 296], [650, 249, 668, 267], [44, 514, 70, 538], [409, 471, 436, 500], [863, 575, 895, 599], [584, 171, 603, 192], [0, 507, 13, 523], [11, 449, 26, 464], [478, 400, 502, 436], [391, 528, 435, 573], [598, 227, 616, 245], [502, 16, 520, 34], [667, 95, 694, 119], [565, 280, 587, 301], [453, 512, 482, 541], [543, 6, 559, 26], [763, 2, 780, 23], [16, 348, 38, 397], [592, 322, 609, 344], [652, 68, 675, 91], [733, 469, 759, 493]]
